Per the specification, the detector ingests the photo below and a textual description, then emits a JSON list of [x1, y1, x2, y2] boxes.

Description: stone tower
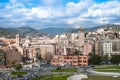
[[16, 34, 20, 46]]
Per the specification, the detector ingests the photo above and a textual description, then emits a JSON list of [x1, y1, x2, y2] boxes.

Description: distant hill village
[[0, 27, 120, 68]]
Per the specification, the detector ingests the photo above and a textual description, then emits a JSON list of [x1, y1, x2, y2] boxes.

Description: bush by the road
[[51, 67, 77, 72], [10, 71, 27, 76]]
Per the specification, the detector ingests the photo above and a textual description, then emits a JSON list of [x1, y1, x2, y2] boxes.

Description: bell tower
[[16, 34, 20, 46]]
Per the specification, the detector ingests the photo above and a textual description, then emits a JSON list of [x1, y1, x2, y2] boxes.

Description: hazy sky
[[0, 0, 120, 29]]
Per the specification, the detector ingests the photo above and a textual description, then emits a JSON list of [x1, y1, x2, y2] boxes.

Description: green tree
[[101, 55, 108, 64], [111, 55, 120, 64], [74, 49, 82, 55], [15, 64, 22, 71], [56, 66, 62, 70], [89, 54, 102, 65], [9, 61, 16, 68]]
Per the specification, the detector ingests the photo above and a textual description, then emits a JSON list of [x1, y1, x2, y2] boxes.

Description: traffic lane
[[86, 68, 120, 76]]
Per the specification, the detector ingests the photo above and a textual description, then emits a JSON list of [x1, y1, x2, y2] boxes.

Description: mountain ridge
[[0, 24, 120, 38], [0, 27, 16, 38], [7, 27, 47, 37], [0, 27, 47, 38], [40, 27, 78, 35]]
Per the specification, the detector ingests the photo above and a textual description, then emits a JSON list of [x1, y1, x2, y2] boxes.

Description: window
[[78, 60, 82, 63], [83, 60, 87, 63], [78, 57, 81, 59], [79, 64, 82, 66], [64, 57, 66, 59], [83, 64, 86, 66], [73, 57, 77, 59], [52, 60, 55, 62], [73, 61, 77, 63], [67, 57, 69, 59]]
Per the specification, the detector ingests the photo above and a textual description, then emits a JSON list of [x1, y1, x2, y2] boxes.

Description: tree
[[9, 61, 16, 68], [101, 55, 108, 64], [111, 55, 120, 64], [15, 64, 22, 71], [56, 66, 62, 70], [74, 49, 82, 55], [89, 54, 102, 65]]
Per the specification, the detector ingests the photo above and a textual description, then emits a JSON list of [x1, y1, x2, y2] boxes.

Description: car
[[90, 65, 94, 67], [24, 77, 28, 80]]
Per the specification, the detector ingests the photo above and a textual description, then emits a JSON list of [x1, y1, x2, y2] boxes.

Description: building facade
[[0, 49, 5, 68], [103, 42, 113, 55], [78, 28, 85, 47], [51, 55, 88, 66], [83, 43, 92, 55], [5, 48, 22, 66]]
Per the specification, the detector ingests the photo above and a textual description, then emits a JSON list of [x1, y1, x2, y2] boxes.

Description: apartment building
[[51, 55, 88, 66], [103, 42, 113, 55], [0, 49, 5, 68], [78, 28, 85, 47], [83, 43, 92, 55]]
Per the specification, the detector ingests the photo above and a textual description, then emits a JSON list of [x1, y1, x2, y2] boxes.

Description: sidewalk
[[67, 74, 88, 80]]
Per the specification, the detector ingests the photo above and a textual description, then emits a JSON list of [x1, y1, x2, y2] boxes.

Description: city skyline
[[0, 0, 120, 29]]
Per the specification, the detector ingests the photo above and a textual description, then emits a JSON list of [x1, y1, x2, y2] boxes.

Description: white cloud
[[30, 7, 51, 18], [0, 0, 120, 28], [87, 1, 120, 17]]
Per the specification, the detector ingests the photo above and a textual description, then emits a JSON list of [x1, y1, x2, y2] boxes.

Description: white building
[[103, 42, 113, 55], [96, 28, 105, 33]]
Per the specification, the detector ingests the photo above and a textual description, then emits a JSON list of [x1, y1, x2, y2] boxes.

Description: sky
[[0, 0, 120, 29]]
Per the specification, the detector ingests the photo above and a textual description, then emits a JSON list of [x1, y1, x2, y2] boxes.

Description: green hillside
[[0, 28, 16, 38]]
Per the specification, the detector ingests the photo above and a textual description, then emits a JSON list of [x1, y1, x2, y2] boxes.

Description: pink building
[[51, 55, 88, 66]]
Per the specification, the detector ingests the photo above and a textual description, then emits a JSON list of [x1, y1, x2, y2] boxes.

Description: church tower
[[16, 34, 20, 46]]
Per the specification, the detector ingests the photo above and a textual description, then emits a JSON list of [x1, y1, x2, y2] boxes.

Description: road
[[0, 65, 78, 80], [3, 66, 120, 80], [85, 67, 120, 77], [1, 66, 68, 80]]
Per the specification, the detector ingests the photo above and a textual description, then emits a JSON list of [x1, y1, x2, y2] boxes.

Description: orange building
[[51, 55, 88, 66]]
